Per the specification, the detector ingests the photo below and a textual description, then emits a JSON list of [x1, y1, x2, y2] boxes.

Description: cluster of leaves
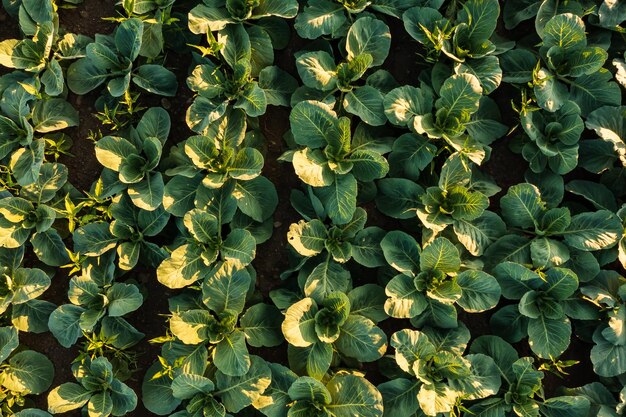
[[270, 0, 626, 416], [1, 0, 626, 416], [0, 0, 195, 416]]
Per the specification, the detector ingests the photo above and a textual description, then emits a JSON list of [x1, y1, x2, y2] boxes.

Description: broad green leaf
[[470, 335, 519, 382], [222, 229, 256, 267], [348, 149, 389, 181], [500, 49, 536, 83], [438, 153, 471, 191], [503, 0, 540, 29], [389, 133, 437, 179], [171, 374, 214, 400], [229, 148, 264, 181], [385, 274, 428, 318], [347, 284, 387, 323], [115, 18, 143, 61], [378, 378, 420, 416], [48, 305, 84, 348], [202, 264, 251, 313], [351, 227, 387, 268], [449, 353, 501, 400], [127, 172, 164, 211], [565, 180, 617, 211], [390, 329, 436, 373], [288, 219, 327, 257], [73, 223, 117, 256], [247, 25, 274, 77], [87, 392, 113, 417], [170, 309, 211, 344], [66, 59, 109, 95], [252, 362, 297, 416], [292, 148, 334, 187], [375, 178, 422, 219], [402, 6, 445, 45], [384, 85, 432, 126], [344, 86, 386, 126], [542, 13, 586, 51], [106, 283, 143, 317], [453, 211, 506, 256], [490, 305, 529, 344], [219, 24, 251, 68], [258, 66, 298, 106], [214, 330, 250, 377], [133, 65, 178, 97], [336, 315, 387, 362], [288, 376, 331, 403], [31, 99, 79, 133], [586, 106, 626, 167], [0, 326, 18, 362], [86, 42, 121, 70], [420, 237, 460, 273], [215, 356, 271, 413], [304, 259, 350, 304], [544, 268, 578, 301], [294, 0, 347, 39], [534, 68, 568, 112], [10, 141, 45, 187], [141, 362, 181, 415], [500, 183, 545, 229], [540, 396, 590, 417], [253, 0, 299, 18], [21, 163, 68, 204], [457, 270, 501, 313], [455, 56, 502, 94], [458, 0, 500, 43], [31, 229, 70, 267], [568, 70, 621, 116], [234, 176, 279, 222], [10, 268, 49, 305], [567, 47, 608, 77], [111, 379, 137, 415], [282, 298, 318, 347], [494, 261, 541, 299], [326, 374, 384, 417], [241, 303, 283, 347], [436, 73, 482, 118], [157, 244, 206, 289], [447, 187, 489, 223], [346, 17, 391, 67], [47, 383, 91, 414], [484, 235, 532, 270], [535, 0, 585, 37], [527, 315, 571, 358], [591, 328, 626, 377], [381, 231, 420, 275], [290, 100, 339, 149], [3, 350, 53, 394], [562, 210, 622, 251], [234, 82, 267, 117], [530, 238, 570, 268], [287, 342, 333, 380], [95, 136, 138, 172], [188, 5, 234, 34], [136, 107, 170, 143], [296, 50, 337, 91], [411, 300, 460, 329], [317, 174, 358, 225]]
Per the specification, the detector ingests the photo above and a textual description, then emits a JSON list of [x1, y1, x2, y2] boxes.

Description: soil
[[0, 1, 615, 416]]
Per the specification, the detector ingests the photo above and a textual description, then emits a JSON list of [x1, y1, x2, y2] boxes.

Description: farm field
[[0, 0, 625, 416]]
